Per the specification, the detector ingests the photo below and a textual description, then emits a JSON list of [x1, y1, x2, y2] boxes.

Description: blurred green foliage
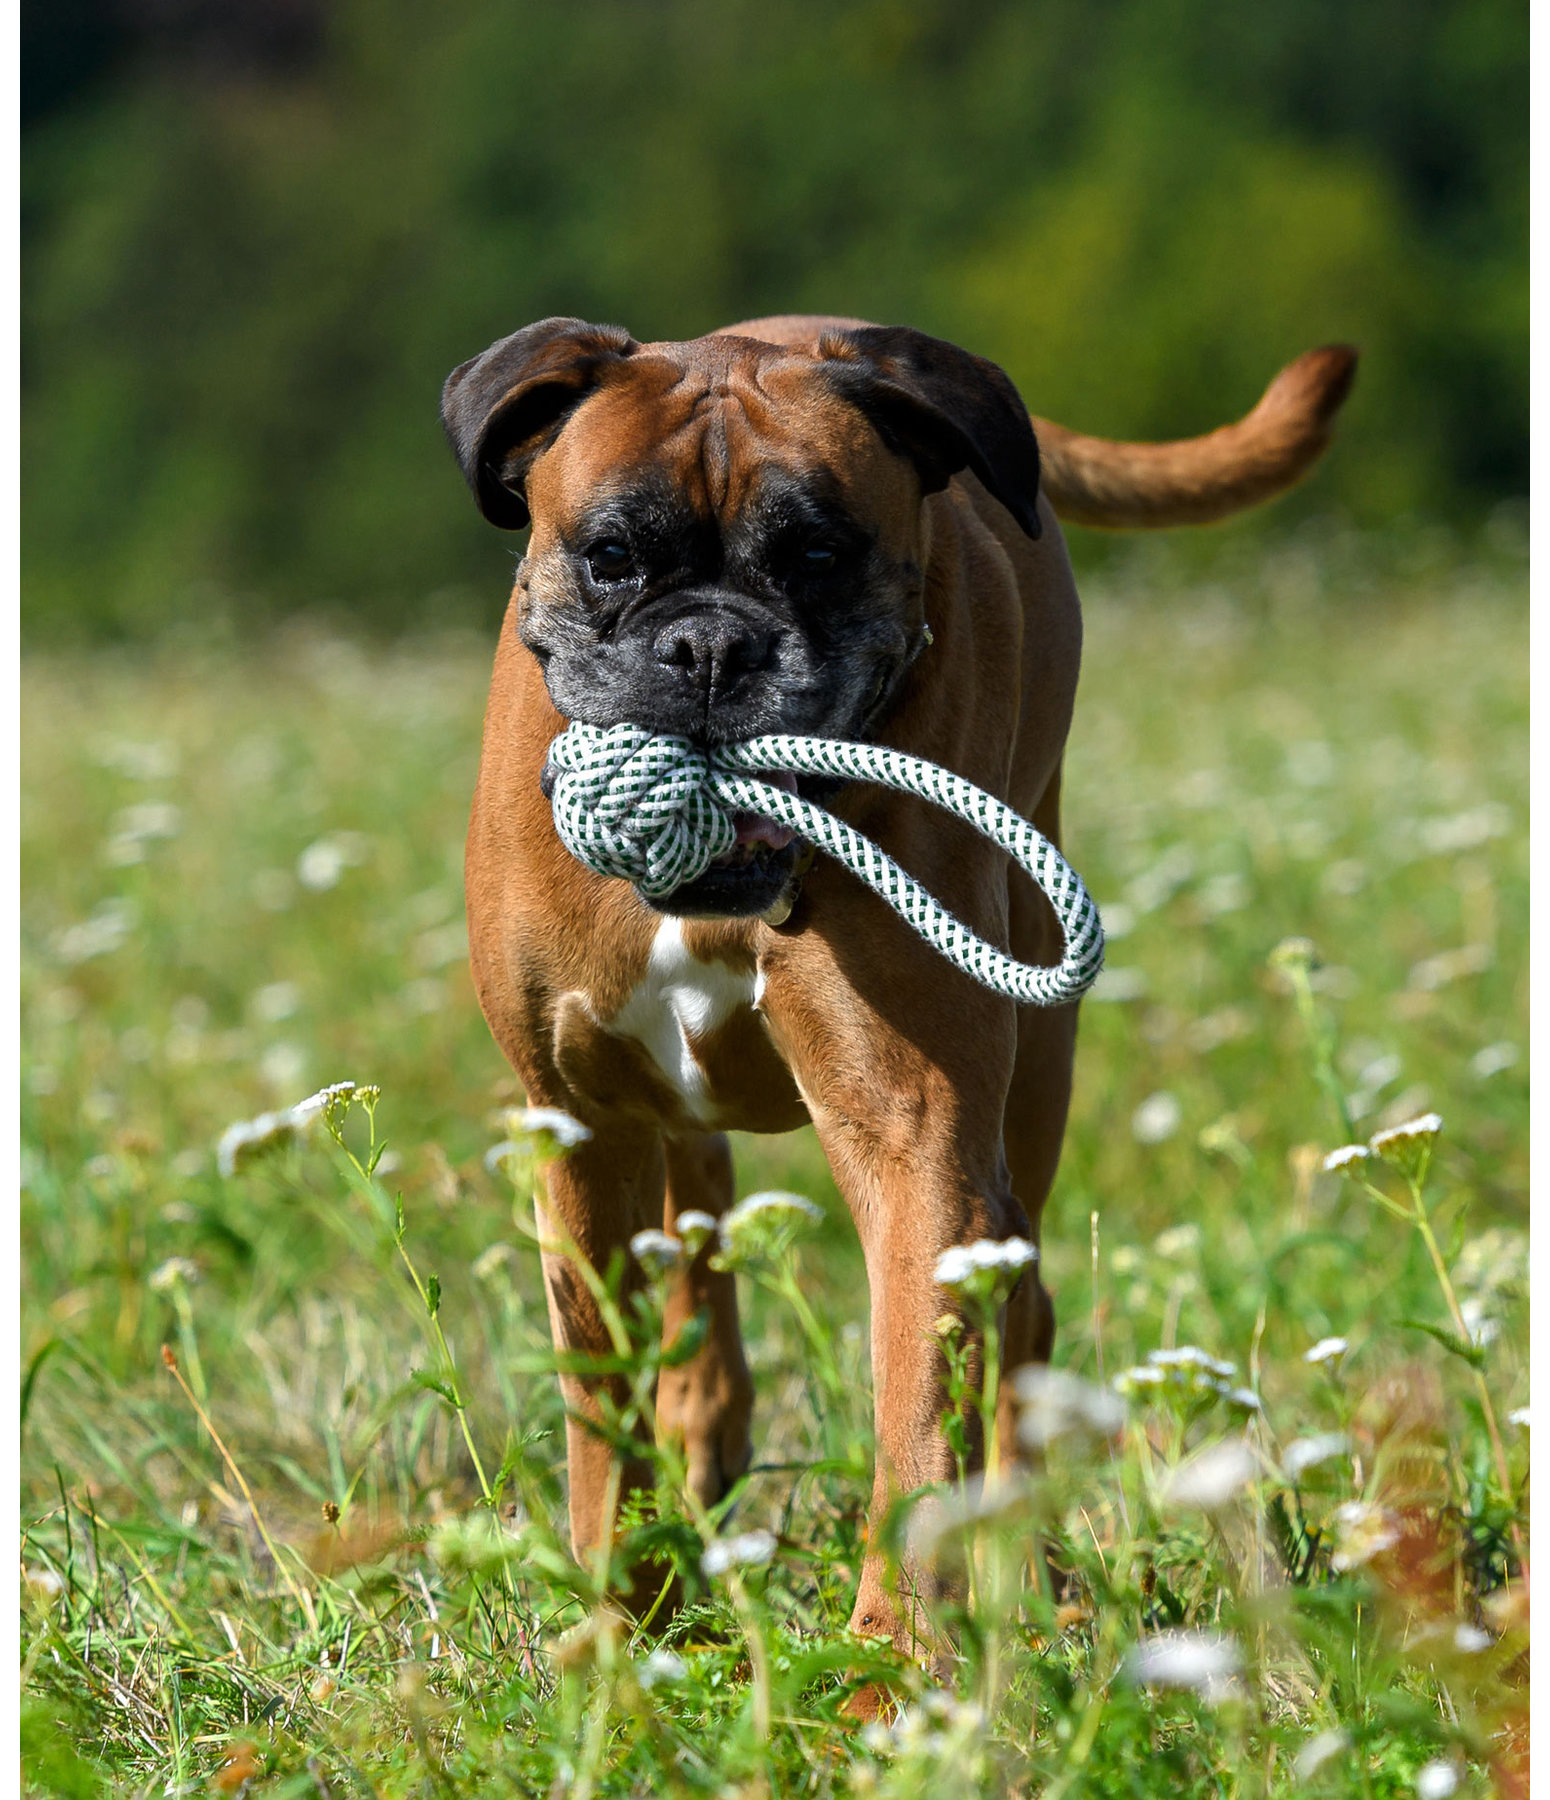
[[22, 0, 1525, 640]]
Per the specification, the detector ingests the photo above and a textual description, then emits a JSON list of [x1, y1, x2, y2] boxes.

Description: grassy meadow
[[20, 522, 1529, 1796]]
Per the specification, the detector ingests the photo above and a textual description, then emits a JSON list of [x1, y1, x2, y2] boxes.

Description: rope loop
[[546, 720, 1105, 1007]]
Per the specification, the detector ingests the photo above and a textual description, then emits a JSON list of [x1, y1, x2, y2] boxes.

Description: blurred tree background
[[22, 0, 1526, 642]]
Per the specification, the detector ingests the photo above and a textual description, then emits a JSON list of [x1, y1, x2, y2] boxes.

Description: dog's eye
[[585, 541, 635, 583], [801, 542, 840, 574]]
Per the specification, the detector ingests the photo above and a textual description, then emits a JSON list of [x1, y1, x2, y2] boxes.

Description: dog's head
[[443, 317, 1040, 915]]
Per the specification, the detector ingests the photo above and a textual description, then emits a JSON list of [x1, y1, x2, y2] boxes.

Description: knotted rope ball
[[547, 727, 738, 896], [546, 720, 1105, 1007]]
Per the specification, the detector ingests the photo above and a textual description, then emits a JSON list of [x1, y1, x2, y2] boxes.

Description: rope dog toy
[[546, 721, 1105, 1007]]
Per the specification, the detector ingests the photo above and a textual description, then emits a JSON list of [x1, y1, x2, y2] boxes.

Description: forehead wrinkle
[[699, 398, 732, 512], [709, 374, 806, 520]]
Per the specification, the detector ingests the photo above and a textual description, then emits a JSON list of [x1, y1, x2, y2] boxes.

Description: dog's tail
[[1032, 346, 1358, 529]]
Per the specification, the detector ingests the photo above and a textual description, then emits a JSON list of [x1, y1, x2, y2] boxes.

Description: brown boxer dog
[[443, 315, 1355, 1654]]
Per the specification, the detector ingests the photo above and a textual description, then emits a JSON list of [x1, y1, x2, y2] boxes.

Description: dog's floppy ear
[[818, 325, 1042, 538], [441, 317, 639, 528]]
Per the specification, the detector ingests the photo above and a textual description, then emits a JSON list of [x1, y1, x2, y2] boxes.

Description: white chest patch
[[609, 918, 756, 1117]]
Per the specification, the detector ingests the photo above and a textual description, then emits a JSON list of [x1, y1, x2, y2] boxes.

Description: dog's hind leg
[[657, 1132, 755, 1510]]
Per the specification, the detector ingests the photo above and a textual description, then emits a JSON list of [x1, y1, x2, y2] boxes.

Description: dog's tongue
[[732, 770, 797, 850]]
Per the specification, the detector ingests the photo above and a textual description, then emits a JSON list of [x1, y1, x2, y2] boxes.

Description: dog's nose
[[652, 613, 773, 700]]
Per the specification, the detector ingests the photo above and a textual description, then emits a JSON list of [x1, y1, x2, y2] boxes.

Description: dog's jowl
[[444, 314, 1355, 1656]]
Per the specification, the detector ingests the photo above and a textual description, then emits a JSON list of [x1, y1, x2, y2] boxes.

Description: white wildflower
[[1097, 901, 1136, 939], [217, 1109, 302, 1177], [1089, 966, 1149, 1003], [1126, 845, 1194, 913], [505, 1107, 592, 1155], [715, 1191, 823, 1268], [1331, 1500, 1401, 1570], [1415, 1760, 1459, 1800], [114, 800, 181, 840], [1304, 1336, 1349, 1366], [1196, 871, 1249, 916], [401, 977, 447, 1015], [1470, 1041, 1518, 1080], [291, 1081, 361, 1125], [933, 1246, 975, 1287], [1322, 1145, 1370, 1173], [297, 833, 370, 892], [1012, 1366, 1124, 1449], [1114, 1345, 1248, 1412], [148, 1257, 200, 1292], [891, 1690, 986, 1755], [413, 921, 468, 972], [95, 737, 177, 781], [1418, 804, 1509, 854], [1148, 1346, 1235, 1380], [1369, 1112, 1443, 1164], [1131, 1091, 1182, 1144], [1282, 1432, 1350, 1480], [934, 1237, 1038, 1293], [259, 1044, 309, 1098], [1459, 1295, 1500, 1349], [25, 1567, 65, 1600], [1508, 1405, 1529, 1430], [1376, 1109, 1446, 1144], [1186, 1006, 1253, 1051], [53, 898, 138, 965], [673, 1210, 718, 1255], [726, 1189, 822, 1227], [1160, 1438, 1257, 1510], [636, 1647, 686, 1690], [1197, 1117, 1252, 1165], [864, 1689, 986, 1757], [1112, 1364, 1166, 1395], [1454, 1229, 1527, 1300], [1153, 1223, 1201, 1259], [1453, 1623, 1492, 1654], [700, 1529, 777, 1577], [630, 1229, 683, 1276], [104, 801, 182, 863], [1267, 936, 1317, 975], [1408, 944, 1492, 993], [1353, 1049, 1402, 1093], [1294, 1730, 1351, 1778], [1123, 1630, 1244, 1703], [249, 981, 302, 1023]]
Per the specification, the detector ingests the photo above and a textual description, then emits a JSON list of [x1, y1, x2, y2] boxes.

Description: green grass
[[21, 525, 1528, 1796]]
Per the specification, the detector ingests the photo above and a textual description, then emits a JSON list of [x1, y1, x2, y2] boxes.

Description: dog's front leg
[[534, 1121, 667, 1565], [838, 1132, 1033, 1659], [760, 928, 1027, 1662], [656, 1131, 754, 1510]]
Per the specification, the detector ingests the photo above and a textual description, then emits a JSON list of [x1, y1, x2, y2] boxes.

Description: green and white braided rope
[[547, 721, 1105, 1007]]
